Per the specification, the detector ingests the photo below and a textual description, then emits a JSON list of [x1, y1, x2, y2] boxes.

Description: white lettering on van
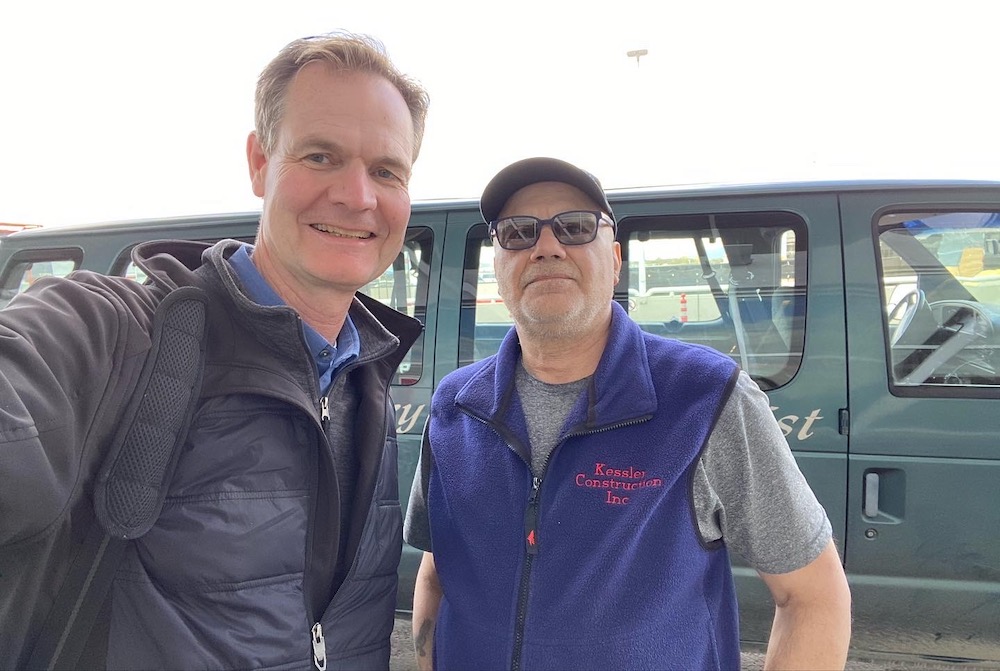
[[770, 406, 823, 441], [394, 403, 426, 434]]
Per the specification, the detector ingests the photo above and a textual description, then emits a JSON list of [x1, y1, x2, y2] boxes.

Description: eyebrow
[[292, 136, 345, 157]]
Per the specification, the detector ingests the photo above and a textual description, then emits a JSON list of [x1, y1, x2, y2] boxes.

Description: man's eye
[[305, 154, 329, 164], [375, 167, 399, 181]]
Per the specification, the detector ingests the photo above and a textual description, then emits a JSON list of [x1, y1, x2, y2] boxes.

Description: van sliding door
[[840, 190, 1000, 661]]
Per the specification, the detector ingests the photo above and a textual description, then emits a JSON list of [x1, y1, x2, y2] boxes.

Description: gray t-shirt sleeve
[[403, 422, 433, 552], [692, 371, 832, 574]]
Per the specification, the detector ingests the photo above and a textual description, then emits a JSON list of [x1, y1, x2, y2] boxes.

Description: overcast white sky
[[1, 0, 997, 227]]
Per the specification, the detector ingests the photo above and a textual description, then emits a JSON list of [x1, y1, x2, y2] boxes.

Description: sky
[[1, 0, 998, 227]]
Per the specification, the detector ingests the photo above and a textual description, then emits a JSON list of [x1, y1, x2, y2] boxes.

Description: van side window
[[878, 211, 1000, 393], [459, 214, 807, 390], [362, 227, 433, 385], [122, 262, 149, 284], [0, 249, 82, 309], [617, 212, 807, 390], [459, 224, 511, 368]]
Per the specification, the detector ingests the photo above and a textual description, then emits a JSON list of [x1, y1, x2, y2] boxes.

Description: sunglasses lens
[[495, 217, 538, 250], [552, 211, 598, 244], [492, 211, 603, 250]]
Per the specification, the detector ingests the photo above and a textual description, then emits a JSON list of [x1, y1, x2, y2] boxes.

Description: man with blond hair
[[1, 32, 428, 669]]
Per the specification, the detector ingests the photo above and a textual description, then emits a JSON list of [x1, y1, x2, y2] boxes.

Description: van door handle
[[864, 472, 880, 518]]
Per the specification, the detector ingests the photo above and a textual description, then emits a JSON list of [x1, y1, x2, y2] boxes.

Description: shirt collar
[[228, 243, 360, 370]]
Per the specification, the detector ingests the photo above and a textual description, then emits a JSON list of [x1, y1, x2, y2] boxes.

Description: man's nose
[[328, 162, 377, 211], [531, 223, 567, 259]]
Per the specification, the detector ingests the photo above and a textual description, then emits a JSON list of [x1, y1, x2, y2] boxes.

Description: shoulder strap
[[27, 287, 208, 670], [94, 286, 208, 539]]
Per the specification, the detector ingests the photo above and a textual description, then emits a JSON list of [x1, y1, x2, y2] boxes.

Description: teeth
[[312, 224, 372, 239]]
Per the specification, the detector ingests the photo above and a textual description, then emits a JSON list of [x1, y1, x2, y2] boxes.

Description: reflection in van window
[[459, 224, 510, 368], [619, 213, 806, 390], [361, 227, 433, 386], [459, 213, 807, 391], [879, 211, 1000, 391]]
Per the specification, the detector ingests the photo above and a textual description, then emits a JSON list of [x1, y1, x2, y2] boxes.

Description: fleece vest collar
[[454, 302, 656, 458]]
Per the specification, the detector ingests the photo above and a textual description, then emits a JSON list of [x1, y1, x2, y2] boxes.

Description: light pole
[[626, 48, 648, 67]]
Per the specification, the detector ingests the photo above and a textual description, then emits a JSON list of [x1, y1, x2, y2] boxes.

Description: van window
[[459, 213, 807, 390], [617, 212, 806, 390], [878, 211, 1000, 393], [362, 228, 433, 385], [5, 231, 433, 386], [459, 224, 510, 368], [0, 249, 82, 309]]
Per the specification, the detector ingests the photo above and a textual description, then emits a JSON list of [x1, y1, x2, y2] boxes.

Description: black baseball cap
[[480, 157, 615, 224]]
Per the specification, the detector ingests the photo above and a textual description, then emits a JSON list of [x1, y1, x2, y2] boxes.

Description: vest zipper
[[305, 361, 351, 668], [290, 316, 395, 668], [311, 622, 327, 670], [523, 475, 541, 555], [511, 475, 542, 671], [563, 415, 653, 440], [307, 362, 390, 668]]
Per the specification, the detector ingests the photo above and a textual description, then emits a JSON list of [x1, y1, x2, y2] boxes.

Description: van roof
[[6, 178, 1000, 241]]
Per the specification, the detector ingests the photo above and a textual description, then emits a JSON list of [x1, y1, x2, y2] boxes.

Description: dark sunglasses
[[489, 210, 616, 250]]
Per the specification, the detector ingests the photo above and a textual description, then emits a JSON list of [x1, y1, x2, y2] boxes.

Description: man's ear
[[612, 241, 623, 285], [247, 132, 268, 198]]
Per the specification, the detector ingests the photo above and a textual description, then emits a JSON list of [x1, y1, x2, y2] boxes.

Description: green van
[[2, 180, 999, 664]]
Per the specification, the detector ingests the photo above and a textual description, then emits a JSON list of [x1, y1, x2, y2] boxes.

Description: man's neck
[[518, 329, 610, 384], [249, 248, 355, 343], [292, 296, 353, 344]]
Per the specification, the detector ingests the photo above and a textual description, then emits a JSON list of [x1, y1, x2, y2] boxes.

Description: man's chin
[[514, 311, 582, 337]]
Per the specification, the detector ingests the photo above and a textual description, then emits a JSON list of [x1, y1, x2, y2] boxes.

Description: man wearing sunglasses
[[405, 157, 851, 670]]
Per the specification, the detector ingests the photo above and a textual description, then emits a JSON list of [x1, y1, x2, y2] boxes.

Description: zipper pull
[[311, 622, 327, 671], [320, 396, 330, 424], [524, 476, 541, 555]]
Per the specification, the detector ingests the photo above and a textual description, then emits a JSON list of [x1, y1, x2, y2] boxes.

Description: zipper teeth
[[303, 386, 333, 628], [461, 410, 533, 671], [510, 552, 534, 671], [304, 355, 391, 641], [533, 416, 650, 481], [563, 415, 652, 440]]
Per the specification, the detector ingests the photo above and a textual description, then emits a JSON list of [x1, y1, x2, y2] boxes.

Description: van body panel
[[3, 181, 999, 663]]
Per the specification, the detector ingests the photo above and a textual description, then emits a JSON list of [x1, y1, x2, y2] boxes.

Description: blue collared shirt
[[229, 244, 359, 394]]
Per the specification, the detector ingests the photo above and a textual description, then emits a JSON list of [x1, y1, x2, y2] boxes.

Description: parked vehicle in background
[[2, 180, 999, 665], [0, 222, 40, 237]]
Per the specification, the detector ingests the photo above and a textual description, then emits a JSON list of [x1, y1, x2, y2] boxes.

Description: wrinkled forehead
[[498, 181, 604, 220]]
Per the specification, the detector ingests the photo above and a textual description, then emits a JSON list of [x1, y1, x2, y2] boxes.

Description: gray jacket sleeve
[[0, 274, 153, 546], [402, 420, 433, 552]]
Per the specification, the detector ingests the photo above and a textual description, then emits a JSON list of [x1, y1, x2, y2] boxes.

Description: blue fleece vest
[[427, 302, 740, 670]]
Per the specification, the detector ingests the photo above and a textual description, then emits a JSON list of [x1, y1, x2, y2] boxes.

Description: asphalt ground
[[388, 614, 1000, 671]]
